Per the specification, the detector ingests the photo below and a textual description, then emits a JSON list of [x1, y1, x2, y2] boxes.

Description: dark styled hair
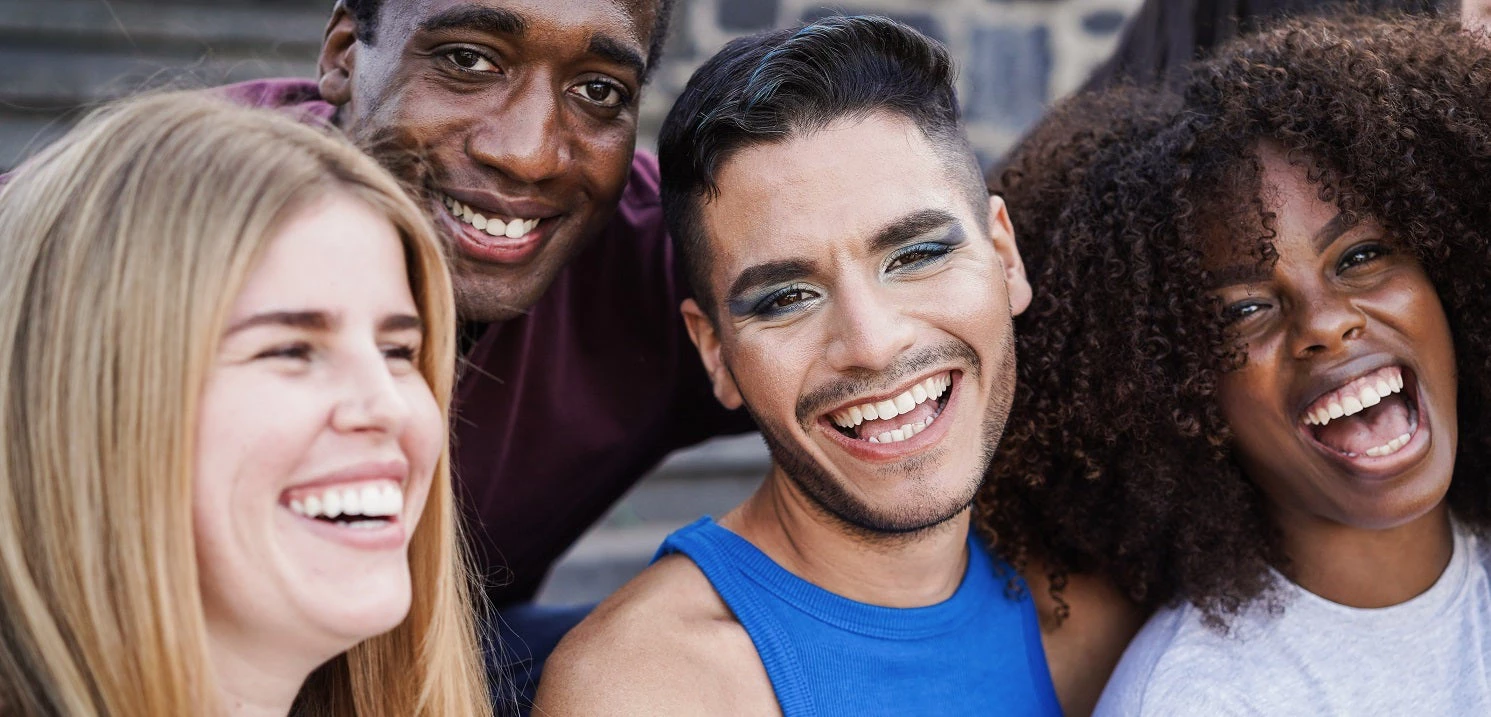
[[339, 0, 676, 81], [981, 12, 1491, 625], [658, 15, 986, 311]]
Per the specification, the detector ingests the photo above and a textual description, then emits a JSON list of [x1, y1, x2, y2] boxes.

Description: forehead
[[384, 0, 653, 46], [1202, 146, 1346, 269], [702, 114, 976, 278], [233, 194, 412, 314]]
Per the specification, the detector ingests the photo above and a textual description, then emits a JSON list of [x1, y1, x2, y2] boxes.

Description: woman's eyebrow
[[223, 310, 334, 337]]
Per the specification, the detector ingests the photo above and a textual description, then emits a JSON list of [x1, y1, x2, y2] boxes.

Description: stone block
[[1082, 9, 1127, 35], [719, 0, 780, 31], [965, 24, 1051, 134]]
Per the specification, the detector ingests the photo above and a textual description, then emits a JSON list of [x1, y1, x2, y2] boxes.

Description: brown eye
[[774, 291, 807, 308], [445, 49, 497, 73], [573, 80, 626, 108]]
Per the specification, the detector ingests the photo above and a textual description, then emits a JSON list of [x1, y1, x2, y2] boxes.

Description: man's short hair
[[340, 0, 676, 80], [657, 15, 986, 312]]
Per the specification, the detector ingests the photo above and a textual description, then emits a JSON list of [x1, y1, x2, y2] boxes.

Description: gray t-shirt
[[1095, 520, 1491, 716]]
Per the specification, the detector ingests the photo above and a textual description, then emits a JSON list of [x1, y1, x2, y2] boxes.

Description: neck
[[1277, 500, 1454, 608], [207, 625, 327, 717], [719, 466, 970, 608]]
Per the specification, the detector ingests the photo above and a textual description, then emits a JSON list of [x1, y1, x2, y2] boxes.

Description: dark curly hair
[[340, 0, 677, 81], [979, 12, 1491, 625]]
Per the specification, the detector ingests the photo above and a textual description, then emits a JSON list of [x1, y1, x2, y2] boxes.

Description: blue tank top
[[654, 517, 1062, 716]]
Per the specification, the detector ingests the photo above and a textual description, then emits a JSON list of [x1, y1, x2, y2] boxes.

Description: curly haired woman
[[984, 13, 1491, 714]]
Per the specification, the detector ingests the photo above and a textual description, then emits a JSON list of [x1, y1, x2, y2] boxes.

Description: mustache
[[794, 341, 981, 426]]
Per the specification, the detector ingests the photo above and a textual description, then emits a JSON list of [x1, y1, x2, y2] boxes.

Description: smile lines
[[442, 194, 540, 239]]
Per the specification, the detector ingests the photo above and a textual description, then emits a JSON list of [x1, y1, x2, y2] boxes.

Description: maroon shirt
[[220, 80, 753, 603]]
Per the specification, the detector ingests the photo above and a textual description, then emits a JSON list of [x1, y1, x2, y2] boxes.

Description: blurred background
[[0, 0, 1142, 602]]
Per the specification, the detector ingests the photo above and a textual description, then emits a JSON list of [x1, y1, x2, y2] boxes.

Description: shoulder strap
[[657, 520, 819, 716]]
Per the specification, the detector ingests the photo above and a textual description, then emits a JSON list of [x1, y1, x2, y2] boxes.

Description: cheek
[[193, 373, 326, 522], [397, 380, 446, 512]]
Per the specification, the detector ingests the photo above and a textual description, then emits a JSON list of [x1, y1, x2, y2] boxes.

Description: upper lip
[[1292, 353, 1410, 421], [288, 459, 409, 492], [437, 187, 564, 220], [821, 368, 955, 419]]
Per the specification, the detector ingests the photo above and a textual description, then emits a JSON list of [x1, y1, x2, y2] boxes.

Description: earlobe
[[318, 3, 358, 107], [681, 299, 744, 410], [987, 194, 1032, 316]]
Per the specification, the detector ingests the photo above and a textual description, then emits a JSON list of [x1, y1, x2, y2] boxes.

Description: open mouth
[[1300, 365, 1420, 460], [434, 192, 555, 265], [286, 481, 403, 531], [827, 371, 954, 444]]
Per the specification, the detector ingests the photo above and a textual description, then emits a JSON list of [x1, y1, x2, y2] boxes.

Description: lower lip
[[820, 372, 962, 462], [1301, 388, 1432, 480], [287, 509, 407, 551], [435, 201, 549, 265]]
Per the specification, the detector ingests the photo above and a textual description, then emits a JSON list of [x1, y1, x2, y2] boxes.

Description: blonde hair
[[0, 92, 490, 716]]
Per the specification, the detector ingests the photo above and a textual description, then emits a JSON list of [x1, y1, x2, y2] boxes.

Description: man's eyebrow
[[866, 208, 960, 255], [1312, 212, 1351, 254], [726, 259, 819, 306], [224, 311, 333, 337], [380, 314, 424, 332], [418, 5, 526, 36], [588, 34, 646, 77]]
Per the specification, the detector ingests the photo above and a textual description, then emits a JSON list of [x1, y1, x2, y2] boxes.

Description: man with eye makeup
[[201, 0, 754, 706], [535, 17, 1140, 716]]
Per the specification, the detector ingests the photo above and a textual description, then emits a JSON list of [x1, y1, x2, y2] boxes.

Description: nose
[[824, 282, 918, 373], [1289, 288, 1367, 360], [330, 349, 412, 436], [467, 76, 568, 185]]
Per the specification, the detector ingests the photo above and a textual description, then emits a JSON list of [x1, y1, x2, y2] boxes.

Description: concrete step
[[535, 433, 768, 605]]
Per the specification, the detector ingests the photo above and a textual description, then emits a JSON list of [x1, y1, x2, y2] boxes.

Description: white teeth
[[1304, 366, 1409, 428], [828, 372, 953, 430], [1341, 396, 1364, 416], [875, 400, 898, 420], [442, 195, 539, 238], [893, 393, 915, 414], [360, 485, 381, 515], [1364, 432, 1413, 457], [288, 483, 403, 521]]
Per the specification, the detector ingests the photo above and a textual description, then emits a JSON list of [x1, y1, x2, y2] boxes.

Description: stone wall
[[641, 0, 1142, 168], [0, 0, 1139, 171]]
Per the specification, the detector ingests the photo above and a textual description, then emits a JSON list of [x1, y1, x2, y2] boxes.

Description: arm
[[533, 557, 777, 716], [1029, 562, 1147, 717]]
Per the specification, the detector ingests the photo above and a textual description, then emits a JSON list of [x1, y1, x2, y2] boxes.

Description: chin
[[302, 568, 415, 646]]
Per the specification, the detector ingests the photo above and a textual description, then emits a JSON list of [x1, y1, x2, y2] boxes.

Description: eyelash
[[440, 46, 501, 76], [1220, 242, 1393, 325], [253, 343, 420, 362], [752, 283, 819, 318], [1338, 242, 1389, 271], [570, 79, 631, 108], [886, 242, 955, 271]]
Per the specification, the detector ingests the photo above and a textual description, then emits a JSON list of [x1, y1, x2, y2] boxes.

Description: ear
[[318, 2, 358, 107], [987, 194, 1032, 316], [681, 299, 744, 410]]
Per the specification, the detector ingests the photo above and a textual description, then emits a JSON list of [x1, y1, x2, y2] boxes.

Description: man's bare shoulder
[[533, 554, 778, 716]]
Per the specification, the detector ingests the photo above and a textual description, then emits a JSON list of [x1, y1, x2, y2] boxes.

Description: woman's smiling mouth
[[1297, 364, 1430, 473]]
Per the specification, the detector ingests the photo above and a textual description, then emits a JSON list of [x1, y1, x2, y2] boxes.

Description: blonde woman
[[0, 92, 491, 716]]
